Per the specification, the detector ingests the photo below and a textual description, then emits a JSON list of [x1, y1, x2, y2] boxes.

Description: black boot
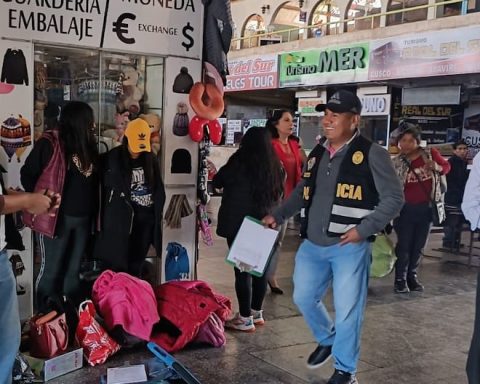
[[407, 274, 424, 292]]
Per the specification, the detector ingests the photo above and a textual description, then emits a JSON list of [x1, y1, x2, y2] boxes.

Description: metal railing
[[231, 0, 465, 51]]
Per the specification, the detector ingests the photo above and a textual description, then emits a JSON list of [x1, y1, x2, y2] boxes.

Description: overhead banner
[[0, 0, 203, 58], [278, 43, 369, 88], [369, 25, 480, 81], [225, 55, 278, 92]]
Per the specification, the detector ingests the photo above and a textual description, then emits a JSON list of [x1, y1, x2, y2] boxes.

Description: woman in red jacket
[[392, 128, 450, 293], [266, 110, 306, 294]]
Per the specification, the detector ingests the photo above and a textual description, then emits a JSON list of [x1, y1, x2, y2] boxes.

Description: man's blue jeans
[[0, 250, 20, 384], [293, 240, 371, 374]]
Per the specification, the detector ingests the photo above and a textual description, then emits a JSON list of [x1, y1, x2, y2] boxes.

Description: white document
[[107, 365, 147, 384], [226, 216, 279, 276]]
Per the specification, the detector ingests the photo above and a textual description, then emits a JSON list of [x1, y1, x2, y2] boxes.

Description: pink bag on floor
[[192, 312, 226, 347]]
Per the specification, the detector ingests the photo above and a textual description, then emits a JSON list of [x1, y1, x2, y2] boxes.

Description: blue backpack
[[165, 242, 190, 281]]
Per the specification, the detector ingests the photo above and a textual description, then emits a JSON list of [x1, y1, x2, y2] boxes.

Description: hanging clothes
[[202, 0, 233, 84], [1, 49, 29, 85]]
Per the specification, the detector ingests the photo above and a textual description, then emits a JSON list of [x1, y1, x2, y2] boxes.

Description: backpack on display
[[165, 242, 190, 281]]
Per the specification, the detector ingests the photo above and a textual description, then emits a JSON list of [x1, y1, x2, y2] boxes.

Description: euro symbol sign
[[113, 13, 136, 45]]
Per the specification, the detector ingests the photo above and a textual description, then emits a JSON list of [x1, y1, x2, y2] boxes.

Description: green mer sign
[[279, 43, 370, 87]]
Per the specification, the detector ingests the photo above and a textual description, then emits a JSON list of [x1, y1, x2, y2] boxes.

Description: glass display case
[[33, 45, 164, 152]]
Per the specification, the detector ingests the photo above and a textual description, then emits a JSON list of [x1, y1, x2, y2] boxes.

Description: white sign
[[0, 0, 203, 58], [0, 0, 106, 47], [360, 94, 391, 116], [228, 120, 242, 132], [103, 0, 202, 58], [226, 120, 241, 144]]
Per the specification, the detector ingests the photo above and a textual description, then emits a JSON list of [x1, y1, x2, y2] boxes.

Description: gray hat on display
[[315, 90, 362, 115]]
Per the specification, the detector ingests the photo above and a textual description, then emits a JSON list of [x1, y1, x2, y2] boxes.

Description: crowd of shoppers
[[3, 92, 480, 384]]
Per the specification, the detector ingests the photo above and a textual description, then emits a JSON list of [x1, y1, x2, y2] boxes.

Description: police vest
[[300, 135, 379, 238]]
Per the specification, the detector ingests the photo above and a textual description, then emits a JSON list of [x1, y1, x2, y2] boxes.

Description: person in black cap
[[263, 90, 404, 384]]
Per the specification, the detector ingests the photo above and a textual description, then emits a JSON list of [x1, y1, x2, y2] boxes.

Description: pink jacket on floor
[[92, 270, 160, 341]]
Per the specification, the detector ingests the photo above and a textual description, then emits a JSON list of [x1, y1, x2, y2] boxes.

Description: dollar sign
[[182, 22, 194, 52]]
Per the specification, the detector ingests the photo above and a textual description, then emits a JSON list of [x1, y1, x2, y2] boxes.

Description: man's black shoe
[[306, 344, 332, 368], [327, 369, 358, 384], [394, 279, 409, 294], [407, 275, 424, 292]]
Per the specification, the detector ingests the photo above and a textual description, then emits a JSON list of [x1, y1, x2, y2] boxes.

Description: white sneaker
[[251, 309, 265, 325], [225, 313, 255, 332]]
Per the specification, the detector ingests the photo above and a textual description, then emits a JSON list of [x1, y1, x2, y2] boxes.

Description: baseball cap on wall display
[[316, 90, 362, 115], [125, 118, 151, 153], [171, 148, 192, 174]]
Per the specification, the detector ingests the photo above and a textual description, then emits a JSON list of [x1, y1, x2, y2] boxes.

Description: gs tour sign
[[225, 55, 278, 92]]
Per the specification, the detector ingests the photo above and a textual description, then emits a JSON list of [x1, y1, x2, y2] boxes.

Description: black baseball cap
[[315, 90, 362, 114]]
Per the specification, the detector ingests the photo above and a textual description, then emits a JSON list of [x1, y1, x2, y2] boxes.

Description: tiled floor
[[54, 228, 478, 383]]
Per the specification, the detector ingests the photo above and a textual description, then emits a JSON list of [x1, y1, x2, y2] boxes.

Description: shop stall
[[0, 0, 203, 319]]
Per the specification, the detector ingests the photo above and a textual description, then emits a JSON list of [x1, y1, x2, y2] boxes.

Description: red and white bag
[[75, 300, 120, 366]]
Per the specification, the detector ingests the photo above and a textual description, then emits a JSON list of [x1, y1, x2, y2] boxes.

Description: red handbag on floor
[[75, 300, 120, 366], [29, 311, 69, 358]]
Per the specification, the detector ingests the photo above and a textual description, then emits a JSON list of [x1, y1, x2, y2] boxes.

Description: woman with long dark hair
[[21, 101, 99, 312], [93, 118, 165, 277], [266, 110, 306, 294], [392, 128, 450, 293], [213, 126, 283, 331]]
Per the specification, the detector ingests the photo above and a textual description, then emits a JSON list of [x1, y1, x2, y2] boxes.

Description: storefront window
[[271, 1, 303, 42], [241, 14, 266, 48], [386, 0, 428, 26], [345, 0, 382, 32], [360, 116, 389, 147], [309, 0, 341, 37], [33, 45, 164, 153], [298, 115, 322, 151]]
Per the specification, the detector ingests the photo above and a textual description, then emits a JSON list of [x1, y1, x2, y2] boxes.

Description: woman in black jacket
[[94, 118, 165, 277], [213, 126, 283, 332]]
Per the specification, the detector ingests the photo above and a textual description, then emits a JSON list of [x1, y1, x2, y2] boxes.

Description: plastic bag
[[12, 353, 35, 383], [75, 300, 120, 366], [371, 233, 396, 278]]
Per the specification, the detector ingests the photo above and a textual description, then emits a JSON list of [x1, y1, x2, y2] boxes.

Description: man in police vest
[[263, 90, 403, 384]]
